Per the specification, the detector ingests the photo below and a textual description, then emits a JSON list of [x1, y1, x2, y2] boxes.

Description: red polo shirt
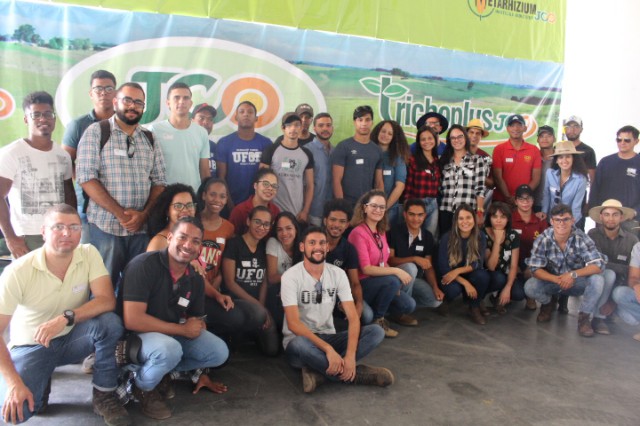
[[229, 197, 280, 235], [492, 140, 541, 201], [511, 209, 548, 264]]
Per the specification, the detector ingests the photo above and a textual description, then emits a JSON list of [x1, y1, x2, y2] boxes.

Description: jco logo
[[0, 88, 16, 120], [56, 37, 326, 138]]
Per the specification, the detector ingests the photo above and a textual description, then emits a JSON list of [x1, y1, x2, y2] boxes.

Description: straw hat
[[550, 140, 584, 157], [465, 118, 489, 137], [588, 199, 637, 223]]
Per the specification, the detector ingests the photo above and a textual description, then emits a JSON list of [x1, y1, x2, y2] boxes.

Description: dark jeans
[[488, 270, 526, 301], [439, 269, 491, 308], [228, 298, 280, 356], [361, 275, 416, 319]]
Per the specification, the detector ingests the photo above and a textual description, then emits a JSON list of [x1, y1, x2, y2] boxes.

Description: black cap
[[416, 112, 449, 134], [507, 114, 526, 126], [515, 184, 534, 198], [281, 112, 301, 126], [537, 125, 555, 137]]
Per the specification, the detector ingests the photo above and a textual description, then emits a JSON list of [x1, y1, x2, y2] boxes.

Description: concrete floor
[[26, 301, 640, 426]]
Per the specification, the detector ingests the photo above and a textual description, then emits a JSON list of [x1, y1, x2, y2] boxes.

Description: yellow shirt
[[0, 244, 108, 347]]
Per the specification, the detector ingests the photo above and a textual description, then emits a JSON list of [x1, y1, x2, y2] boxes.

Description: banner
[[0, 1, 565, 152]]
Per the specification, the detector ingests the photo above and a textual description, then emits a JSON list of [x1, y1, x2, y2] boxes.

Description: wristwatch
[[570, 271, 578, 279], [63, 309, 75, 326]]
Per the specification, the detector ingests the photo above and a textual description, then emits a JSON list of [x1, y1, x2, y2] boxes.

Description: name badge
[[178, 297, 190, 307], [72, 284, 87, 294], [383, 170, 392, 176], [379, 262, 385, 267], [514, 229, 522, 234], [114, 149, 127, 157], [281, 161, 291, 169], [505, 158, 514, 163], [425, 169, 432, 175], [416, 245, 424, 252], [242, 261, 251, 267], [356, 159, 364, 165], [617, 254, 628, 261], [216, 237, 226, 244], [627, 168, 637, 177]]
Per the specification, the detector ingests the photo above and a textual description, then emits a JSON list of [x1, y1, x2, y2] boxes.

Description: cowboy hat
[[588, 199, 636, 223]]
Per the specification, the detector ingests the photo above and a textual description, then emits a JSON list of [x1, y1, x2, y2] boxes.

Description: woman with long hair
[[222, 206, 279, 356], [147, 183, 198, 250], [438, 125, 488, 235], [348, 190, 416, 337], [540, 141, 589, 225], [371, 120, 410, 227], [266, 211, 303, 331], [483, 201, 525, 314], [404, 125, 441, 236], [438, 204, 491, 324]]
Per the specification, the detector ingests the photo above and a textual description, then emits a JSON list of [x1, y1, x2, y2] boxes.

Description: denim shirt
[[542, 169, 588, 222], [381, 151, 407, 207]]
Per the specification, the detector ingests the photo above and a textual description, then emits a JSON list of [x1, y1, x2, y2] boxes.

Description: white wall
[[561, 0, 640, 161]]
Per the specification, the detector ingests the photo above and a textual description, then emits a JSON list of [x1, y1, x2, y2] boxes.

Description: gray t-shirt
[[331, 137, 383, 204], [261, 141, 314, 215], [281, 262, 353, 349]]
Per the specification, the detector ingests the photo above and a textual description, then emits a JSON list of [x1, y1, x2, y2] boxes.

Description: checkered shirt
[[405, 156, 441, 199], [439, 153, 489, 212]]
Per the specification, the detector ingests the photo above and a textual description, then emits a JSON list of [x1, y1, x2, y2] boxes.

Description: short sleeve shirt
[[331, 138, 383, 204], [326, 237, 359, 271], [492, 140, 542, 201], [266, 237, 293, 276], [222, 236, 267, 299], [200, 220, 235, 284], [484, 228, 521, 274]]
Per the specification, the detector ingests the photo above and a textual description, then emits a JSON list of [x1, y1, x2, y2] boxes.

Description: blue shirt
[[306, 138, 333, 219], [437, 231, 486, 277], [208, 140, 217, 178], [542, 169, 588, 222], [526, 227, 606, 275], [381, 151, 407, 207]]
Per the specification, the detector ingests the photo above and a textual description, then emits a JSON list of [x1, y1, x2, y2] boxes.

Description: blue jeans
[[387, 203, 403, 229], [438, 269, 491, 308], [0, 312, 123, 422], [285, 324, 385, 381], [361, 275, 416, 319], [89, 223, 148, 293], [488, 270, 526, 301], [524, 273, 605, 315], [613, 286, 640, 325], [397, 263, 442, 308], [422, 197, 438, 239], [134, 330, 229, 391], [595, 269, 616, 319]]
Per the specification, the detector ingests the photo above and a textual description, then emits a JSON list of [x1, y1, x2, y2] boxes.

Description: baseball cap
[[295, 103, 314, 117], [565, 115, 583, 126], [507, 114, 526, 126], [191, 103, 217, 119], [515, 184, 534, 198], [537, 125, 555, 137], [281, 112, 301, 126]]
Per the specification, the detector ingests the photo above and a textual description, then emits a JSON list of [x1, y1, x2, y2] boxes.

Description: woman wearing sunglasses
[[348, 190, 416, 337]]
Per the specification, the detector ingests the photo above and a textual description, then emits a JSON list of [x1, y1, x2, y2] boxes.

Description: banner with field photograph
[[0, 0, 565, 151]]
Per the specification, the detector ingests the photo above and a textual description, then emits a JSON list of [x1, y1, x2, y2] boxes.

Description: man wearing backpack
[[76, 82, 166, 290]]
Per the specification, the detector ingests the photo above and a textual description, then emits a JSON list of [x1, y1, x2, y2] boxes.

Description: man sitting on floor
[[0, 204, 127, 425], [612, 242, 640, 341], [281, 226, 393, 393]]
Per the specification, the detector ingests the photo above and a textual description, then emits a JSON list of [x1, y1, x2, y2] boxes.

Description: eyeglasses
[[450, 134, 466, 141], [118, 96, 145, 108], [49, 224, 82, 233], [91, 86, 115, 94], [126, 136, 135, 158], [29, 111, 56, 120], [551, 217, 572, 224], [616, 137, 634, 143], [171, 202, 196, 211], [252, 219, 271, 229], [365, 203, 386, 211], [257, 180, 279, 190], [315, 280, 323, 304]]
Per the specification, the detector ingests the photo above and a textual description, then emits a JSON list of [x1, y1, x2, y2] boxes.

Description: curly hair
[[147, 183, 197, 238], [371, 120, 410, 166], [350, 190, 388, 234]]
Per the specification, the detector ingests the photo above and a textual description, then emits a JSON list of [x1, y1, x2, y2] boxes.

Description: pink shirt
[[347, 223, 390, 280]]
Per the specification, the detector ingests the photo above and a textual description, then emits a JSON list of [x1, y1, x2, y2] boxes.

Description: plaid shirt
[[405, 156, 441, 199], [76, 116, 166, 236], [439, 153, 489, 212], [526, 226, 606, 275]]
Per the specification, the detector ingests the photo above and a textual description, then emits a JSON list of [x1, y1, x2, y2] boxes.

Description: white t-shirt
[[0, 139, 72, 235], [266, 237, 293, 276], [281, 261, 353, 349], [147, 121, 209, 191]]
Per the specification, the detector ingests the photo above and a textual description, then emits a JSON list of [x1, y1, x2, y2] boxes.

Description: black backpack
[[82, 119, 154, 213]]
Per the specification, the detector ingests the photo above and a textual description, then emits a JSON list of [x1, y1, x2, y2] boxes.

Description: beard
[[305, 250, 326, 264], [116, 107, 143, 125]]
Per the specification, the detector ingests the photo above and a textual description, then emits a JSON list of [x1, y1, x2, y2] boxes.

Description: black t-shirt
[[575, 142, 597, 170], [387, 223, 435, 273], [222, 236, 267, 299], [326, 237, 359, 271], [119, 249, 205, 324]]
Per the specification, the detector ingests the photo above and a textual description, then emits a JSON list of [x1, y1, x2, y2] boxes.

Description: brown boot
[[157, 374, 175, 400], [354, 365, 394, 387], [469, 307, 486, 325], [537, 300, 555, 322], [301, 367, 325, 393], [578, 312, 594, 337], [592, 318, 611, 335], [133, 384, 171, 420], [92, 388, 131, 426]]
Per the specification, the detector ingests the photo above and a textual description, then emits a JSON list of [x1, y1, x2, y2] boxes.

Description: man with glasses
[[282, 226, 393, 393], [331, 105, 383, 206], [77, 82, 166, 291], [524, 204, 607, 337], [148, 82, 210, 192], [62, 70, 117, 244], [0, 91, 75, 259], [590, 125, 640, 224], [229, 168, 280, 235], [0, 204, 128, 425]]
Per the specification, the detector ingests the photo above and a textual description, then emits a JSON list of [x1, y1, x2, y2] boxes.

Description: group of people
[[1, 68, 640, 425]]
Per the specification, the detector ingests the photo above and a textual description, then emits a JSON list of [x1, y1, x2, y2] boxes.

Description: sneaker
[[592, 318, 611, 335], [301, 367, 325, 393], [157, 374, 175, 400], [82, 353, 96, 374], [525, 297, 537, 310], [354, 364, 394, 387], [374, 317, 398, 338], [92, 388, 131, 426], [132, 385, 172, 420], [388, 314, 418, 327], [578, 312, 594, 337]]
